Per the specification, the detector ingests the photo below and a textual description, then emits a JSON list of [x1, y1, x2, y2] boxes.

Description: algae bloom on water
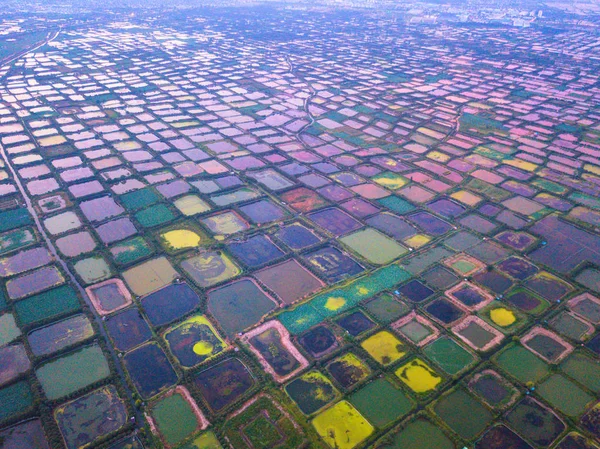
[[162, 230, 202, 250], [395, 359, 442, 393], [490, 308, 516, 327]]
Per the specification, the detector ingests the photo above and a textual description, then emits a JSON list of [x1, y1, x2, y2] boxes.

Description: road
[[0, 28, 144, 429], [284, 55, 317, 146], [0, 29, 61, 68]]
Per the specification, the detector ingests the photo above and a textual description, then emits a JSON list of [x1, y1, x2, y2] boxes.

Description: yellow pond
[[193, 341, 214, 355], [404, 234, 431, 248], [174, 195, 211, 216], [361, 331, 406, 366], [395, 359, 442, 393], [162, 230, 202, 250], [325, 297, 346, 311], [489, 308, 516, 327], [312, 401, 374, 449]]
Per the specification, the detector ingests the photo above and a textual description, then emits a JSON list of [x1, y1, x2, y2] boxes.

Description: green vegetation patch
[[466, 178, 511, 201], [460, 113, 507, 134], [493, 344, 549, 385], [109, 236, 154, 266], [279, 264, 411, 334], [119, 188, 160, 211], [179, 432, 223, 449], [377, 196, 415, 214], [349, 378, 413, 428], [423, 337, 476, 376], [570, 191, 600, 211], [0, 227, 36, 256], [224, 396, 305, 449], [151, 391, 201, 447], [135, 204, 176, 228], [0, 208, 32, 233], [434, 388, 493, 440], [537, 374, 594, 417], [14, 285, 80, 327], [378, 418, 455, 449], [0, 313, 20, 346], [340, 228, 408, 265], [364, 294, 409, 323], [0, 381, 33, 422], [532, 178, 568, 194], [561, 352, 600, 393]]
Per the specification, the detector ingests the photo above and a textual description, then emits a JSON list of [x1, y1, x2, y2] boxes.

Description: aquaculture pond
[[54, 385, 127, 449], [505, 397, 565, 447], [227, 234, 285, 268], [193, 358, 255, 412], [336, 311, 375, 336], [247, 324, 305, 380], [13, 285, 80, 327], [279, 264, 411, 334], [164, 315, 227, 368], [0, 246, 51, 277], [311, 400, 374, 449], [160, 227, 209, 253], [201, 210, 250, 237], [469, 370, 517, 409], [255, 259, 324, 305], [122, 257, 178, 297], [493, 344, 549, 384], [477, 425, 535, 449], [280, 186, 329, 212], [0, 227, 36, 256], [27, 314, 93, 357], [224, 395, 306, 449], [297, 325, 339, 358], [560, 352, 600, 393], [379, 418, 455, 449], [340, 228, 408, 265], [395, 358, 442, 394], [0, 313, 21, 346], [274, 222, 322, 250], [434, 388, 493, 440], [36, 344, 110, 400], [285, 371, 340, 415], [123, 343, 178, 399], [106, 307, 152, 351], [208, 278, 277, 338], [537, 374, 594, 417], [141, 282, 200, 327], [86, 278, 132, 315], [6, 265, 64, 300], [302, 245, 364, 283], [240, 199, 287, 224], [0, 419, 50, 449], [364, 294, 410, 323], [149, 388, 206, 448], [326, 352, 371, 390], [349, 378, 413, 427], [423, 337, 476, 376], [95, 217, 137, 245], [181, 250, 241, 288], [307, 207, 362, 236], [178, 432, 223, 449], [0, 381, 34, 422], [109, 236, 154, 266], [0, 344, 30, 387], [361, 331, 407, 366]]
